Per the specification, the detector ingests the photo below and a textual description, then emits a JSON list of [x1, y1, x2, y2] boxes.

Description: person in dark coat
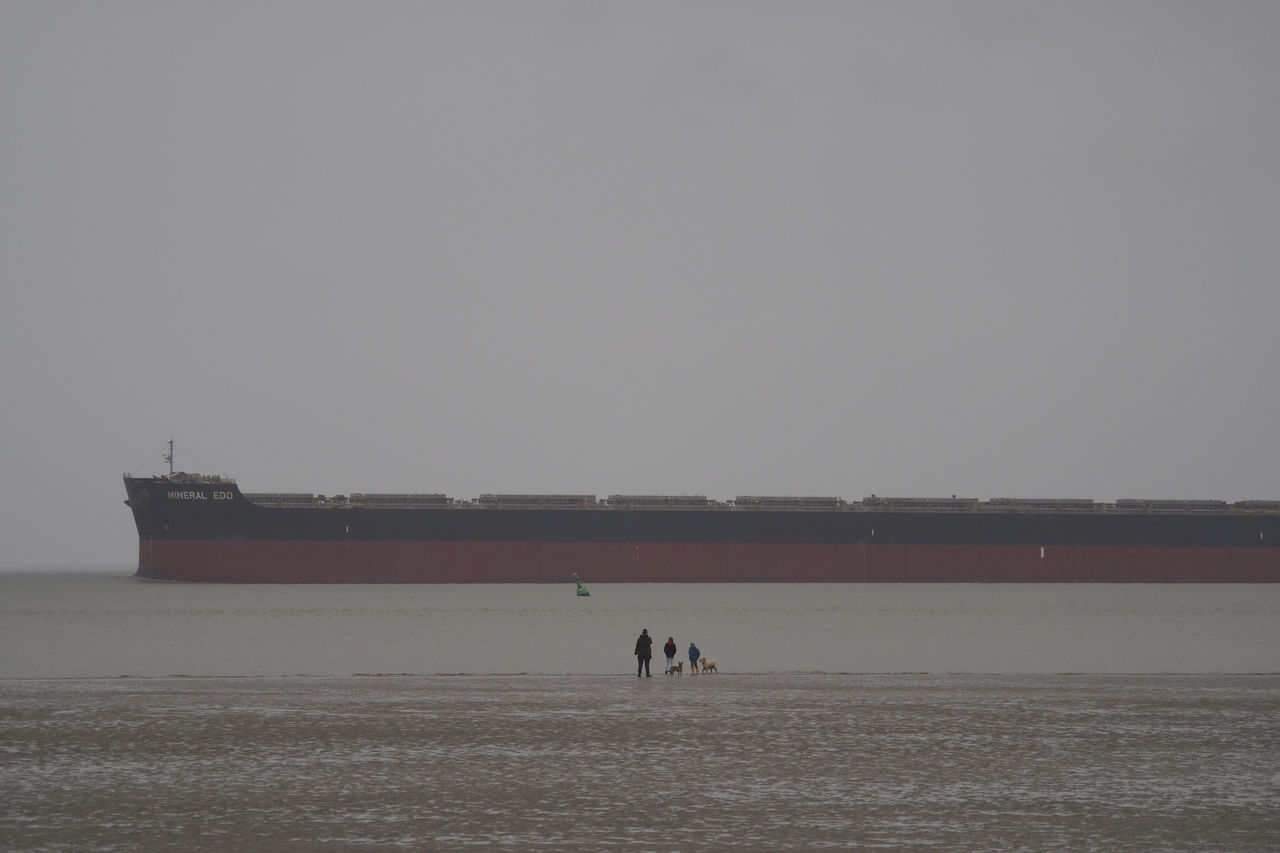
[[663, 637, 678, 673], [688, 641, 700, 674], [635, 628, 653, 677]]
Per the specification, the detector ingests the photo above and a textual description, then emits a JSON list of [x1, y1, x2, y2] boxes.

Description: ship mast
[[163, 439, 174, 476]]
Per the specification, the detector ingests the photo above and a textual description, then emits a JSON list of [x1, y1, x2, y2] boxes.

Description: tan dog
[[699, 657, 718, 674], [667, 661, 683, 677]]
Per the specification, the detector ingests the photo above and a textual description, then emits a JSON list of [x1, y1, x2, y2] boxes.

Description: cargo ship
[[123, 446, 1280, 583]]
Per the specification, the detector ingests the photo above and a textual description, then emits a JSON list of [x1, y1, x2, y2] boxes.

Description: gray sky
[[2, 1, 1278, 569]]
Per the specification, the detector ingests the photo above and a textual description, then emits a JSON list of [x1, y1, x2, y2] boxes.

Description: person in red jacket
[[663, 637, 678, 673]]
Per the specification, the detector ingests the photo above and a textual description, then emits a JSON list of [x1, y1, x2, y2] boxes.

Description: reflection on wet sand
[[2, 673, 1277, 851]]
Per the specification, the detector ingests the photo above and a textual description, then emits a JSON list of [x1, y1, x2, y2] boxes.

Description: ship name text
[[167, 490, 235, 501]]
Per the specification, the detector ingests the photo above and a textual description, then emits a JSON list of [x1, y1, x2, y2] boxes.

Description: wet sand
[[2, 673, 1277, 850]]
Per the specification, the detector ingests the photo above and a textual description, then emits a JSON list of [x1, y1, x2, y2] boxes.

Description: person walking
[[634, 628, 653, 677], [663, 636, 677, 673], [688, 641, 700, 675]]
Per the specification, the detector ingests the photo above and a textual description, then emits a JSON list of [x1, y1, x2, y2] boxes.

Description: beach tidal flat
[[2, 674, 1276, 851]]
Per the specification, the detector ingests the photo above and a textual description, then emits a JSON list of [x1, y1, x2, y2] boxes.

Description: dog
[[667, 661, 683, 677], [699, 657, 718, 674]]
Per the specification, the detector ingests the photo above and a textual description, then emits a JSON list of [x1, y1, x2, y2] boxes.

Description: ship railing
[[1230, 500, 1280, 514], [980, 498, 1101, 512], [360, 493, 451, 507], [243, 493, 314, 507], [733, 496, 845, 511], [130, 472, 237, 484], [606, 495, 711, 509], [859, 496, 980, 511], [220, 489, 1280, 515], [1114, 499, 1231, 514], [476, 494, 598, 508]]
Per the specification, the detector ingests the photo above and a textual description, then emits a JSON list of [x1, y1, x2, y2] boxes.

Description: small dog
[[699, 657, 718, 674], [667, 661, 683, 677]]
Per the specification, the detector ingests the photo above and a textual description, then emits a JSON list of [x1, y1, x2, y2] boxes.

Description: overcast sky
[[2, 1, 1278, 569]]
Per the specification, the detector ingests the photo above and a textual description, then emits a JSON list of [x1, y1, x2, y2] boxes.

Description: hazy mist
[[3, 2, 1278, 568]]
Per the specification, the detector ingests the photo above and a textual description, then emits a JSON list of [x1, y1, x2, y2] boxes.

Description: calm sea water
[[2, 571, 1277, 677], [2, 571, 1277, 851]]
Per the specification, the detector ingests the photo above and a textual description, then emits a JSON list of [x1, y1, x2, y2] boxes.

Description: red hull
[[137, 540, 1280, 583]]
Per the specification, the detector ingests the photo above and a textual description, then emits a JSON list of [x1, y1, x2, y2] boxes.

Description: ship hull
[[124, 477, 1280, 582]]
